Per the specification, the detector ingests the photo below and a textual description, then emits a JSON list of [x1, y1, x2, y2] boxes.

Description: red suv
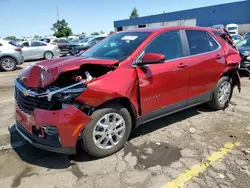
[[14, 26, 241, 157]]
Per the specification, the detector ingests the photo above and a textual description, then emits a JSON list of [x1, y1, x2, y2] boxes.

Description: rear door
[[136, 30, 190, 120], [184, 30, 226, 101]]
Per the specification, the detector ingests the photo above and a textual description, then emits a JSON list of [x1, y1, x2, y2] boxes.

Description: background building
[[114, 1, 250, 34]]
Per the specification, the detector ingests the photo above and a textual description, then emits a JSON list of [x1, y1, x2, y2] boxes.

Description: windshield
[[80, 32, 150, 60], [235, 37, 250, 47], [228, 27, 237, 31]]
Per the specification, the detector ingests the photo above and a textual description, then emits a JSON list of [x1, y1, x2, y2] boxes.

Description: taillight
[[15, 48, 22, 52]]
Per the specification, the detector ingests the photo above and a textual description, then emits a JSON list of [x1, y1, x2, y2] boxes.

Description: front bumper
[[15, 103, 92, 154]]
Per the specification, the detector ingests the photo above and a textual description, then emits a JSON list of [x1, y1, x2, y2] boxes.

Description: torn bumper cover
[[15, 85, 92, 154]]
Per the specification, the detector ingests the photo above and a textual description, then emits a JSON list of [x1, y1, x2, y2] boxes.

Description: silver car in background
[[19, 41, 61, 61], [0, 40, 24, 71]]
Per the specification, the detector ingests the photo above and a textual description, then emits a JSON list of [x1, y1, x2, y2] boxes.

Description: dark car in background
[[69, 36, 106, 56], [41, 38, 69, 55], [235, 37, 250, 77]]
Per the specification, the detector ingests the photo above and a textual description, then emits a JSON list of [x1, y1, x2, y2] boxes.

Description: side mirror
[[137, 53, 165, 66]]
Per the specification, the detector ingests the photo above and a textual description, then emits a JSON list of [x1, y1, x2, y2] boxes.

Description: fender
[[75, 66, 140, 117]]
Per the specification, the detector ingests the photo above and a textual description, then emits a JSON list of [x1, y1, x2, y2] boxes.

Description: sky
[[0, 0, 243, 37]]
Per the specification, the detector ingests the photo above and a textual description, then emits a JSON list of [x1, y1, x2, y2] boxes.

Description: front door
[[136, 30, 190, 122]]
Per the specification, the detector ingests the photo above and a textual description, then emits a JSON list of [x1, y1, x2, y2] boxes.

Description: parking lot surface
[[0, 61, 250, 188]]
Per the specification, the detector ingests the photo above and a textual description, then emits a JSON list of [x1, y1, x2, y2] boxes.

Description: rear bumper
[[15, 54, 24, 65]]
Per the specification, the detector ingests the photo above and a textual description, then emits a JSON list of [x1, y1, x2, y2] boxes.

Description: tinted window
[[21, 42, 29, 47], [31, 42, 43, 47], [59, 39, 67, 43], [0, 43, 2, 46], [186, 30, 219, 55], [39, 42, 47, 46], [8, 41, 18, 47], [144, 30, 183, 61], [81, 32, 150, 60]]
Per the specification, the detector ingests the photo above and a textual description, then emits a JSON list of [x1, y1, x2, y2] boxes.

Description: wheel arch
[[96, 97, 137, 131], [220, 68, 240, 91], [0, 55, 17, 63]]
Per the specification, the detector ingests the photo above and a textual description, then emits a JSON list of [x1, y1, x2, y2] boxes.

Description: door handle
[[178, 63, 188, 68], [216, 54, 223, 59]]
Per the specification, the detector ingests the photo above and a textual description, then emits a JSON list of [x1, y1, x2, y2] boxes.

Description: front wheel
[[209, 76, 233, 110], [80, 103, 132, 158]]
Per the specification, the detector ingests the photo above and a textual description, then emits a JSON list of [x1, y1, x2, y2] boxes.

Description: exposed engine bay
[[15, 64, 116, 114]]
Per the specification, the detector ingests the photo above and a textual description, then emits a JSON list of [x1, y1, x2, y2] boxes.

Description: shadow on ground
[[10, 104, 212, 169], [130, 104, 212, 139]]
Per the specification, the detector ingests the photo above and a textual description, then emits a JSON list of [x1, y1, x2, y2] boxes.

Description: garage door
[[182, 19, 196, 26], [148, 22, 163, 27], [164, 20, 181, 26]]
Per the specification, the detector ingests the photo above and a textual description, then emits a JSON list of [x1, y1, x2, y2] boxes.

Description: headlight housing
[[53, 87, 85, 102]]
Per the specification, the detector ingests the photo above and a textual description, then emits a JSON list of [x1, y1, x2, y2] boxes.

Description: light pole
[[56, 5, 59, 21]]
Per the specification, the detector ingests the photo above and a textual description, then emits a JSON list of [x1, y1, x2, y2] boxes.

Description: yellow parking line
[[245, 148, 250, 154], [248, 131, 250, 135], [162, 142, 240, 188], [0, 99, 14, 103]]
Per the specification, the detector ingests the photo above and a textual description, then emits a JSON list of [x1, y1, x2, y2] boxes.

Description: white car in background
[[18, 41, 61, 61], [231, 34, 243, 44]]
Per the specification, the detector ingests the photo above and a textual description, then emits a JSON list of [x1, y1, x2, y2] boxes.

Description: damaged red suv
[[15, 26, 241, 157]]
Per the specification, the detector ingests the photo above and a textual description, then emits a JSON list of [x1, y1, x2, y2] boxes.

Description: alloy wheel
[[93, 113, 126, 150], [44, 52, 53, 59], [1, 58, 15, 71], [218, 80, 231, 104]]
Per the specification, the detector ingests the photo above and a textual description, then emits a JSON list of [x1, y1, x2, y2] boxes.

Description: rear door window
[[31, 42, 43, 47], [186, 30, 219, 55]]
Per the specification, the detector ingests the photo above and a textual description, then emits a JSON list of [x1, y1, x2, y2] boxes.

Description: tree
[[109, 31, 115, 35], [34, 35, 39, 40], [5, 36, 17, 41], [129, 7, 139, 19], [50, 19, 73, 38], [100, 31, 105, 34], [91, 32, 99, 36]]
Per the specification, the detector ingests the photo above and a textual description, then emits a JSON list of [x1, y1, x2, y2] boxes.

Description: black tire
[[209, 76, 233, 110], [0, 57, 17, 71], [80, 102, 132, 158], [43, 51, 54, 60]]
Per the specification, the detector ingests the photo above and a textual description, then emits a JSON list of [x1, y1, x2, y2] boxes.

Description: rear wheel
[[209, 76, 233, 110], [80, 103, 132, 158], [43, 51, 53, 60], [0, 57, 16, 71]]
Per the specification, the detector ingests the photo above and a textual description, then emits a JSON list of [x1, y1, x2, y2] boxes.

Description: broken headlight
[[53, 87, 85, 103]]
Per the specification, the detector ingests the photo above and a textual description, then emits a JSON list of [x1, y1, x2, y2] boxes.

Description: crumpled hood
[[18, 57, 119, 88]]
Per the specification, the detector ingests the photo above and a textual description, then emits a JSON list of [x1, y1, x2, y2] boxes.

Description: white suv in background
[[0, 40, 24, 71]]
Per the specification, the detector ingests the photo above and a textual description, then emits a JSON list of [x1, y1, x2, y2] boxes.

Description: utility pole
[[56, 5, 59, 20]]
